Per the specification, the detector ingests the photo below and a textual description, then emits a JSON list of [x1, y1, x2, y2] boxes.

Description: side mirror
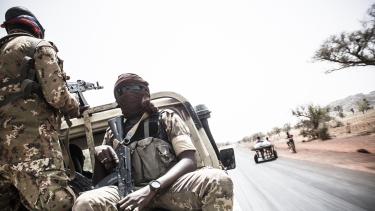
[[219, 148, 236, 170]]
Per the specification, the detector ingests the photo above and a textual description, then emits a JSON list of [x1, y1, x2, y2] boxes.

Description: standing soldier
[[0, 6, 80, 210]]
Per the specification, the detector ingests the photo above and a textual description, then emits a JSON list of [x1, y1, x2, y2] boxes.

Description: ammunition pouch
[[0, 34, 43, 107], [21, 79, 41, 97], [129, 137, 177, 186], [0, 57, 42, 107]]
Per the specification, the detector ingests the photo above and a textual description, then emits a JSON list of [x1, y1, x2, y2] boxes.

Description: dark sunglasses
[[115, 85, 147, 97]]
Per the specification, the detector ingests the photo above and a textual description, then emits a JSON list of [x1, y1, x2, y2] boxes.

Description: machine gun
[[95, 116, 133, 198], [67, 80, 103, 109]]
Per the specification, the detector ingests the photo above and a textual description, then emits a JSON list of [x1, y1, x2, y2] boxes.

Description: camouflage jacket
[[0, 34, 79, 164]]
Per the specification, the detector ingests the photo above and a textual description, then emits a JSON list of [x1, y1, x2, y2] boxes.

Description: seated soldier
[[255, 137, 265, 159], [255, 136, 263, 143], [73, 73, 233, 211]]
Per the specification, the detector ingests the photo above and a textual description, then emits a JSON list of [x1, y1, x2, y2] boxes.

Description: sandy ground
[[237, 110, 375, 174], [273, 134, 375, 174], [239, 134, 375, 174]]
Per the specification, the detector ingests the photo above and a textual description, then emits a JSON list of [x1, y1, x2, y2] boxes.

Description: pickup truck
[[60, 91, 236, 185]]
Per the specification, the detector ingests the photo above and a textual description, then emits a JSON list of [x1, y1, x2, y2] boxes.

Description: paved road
[[229, 148, 375, 211]]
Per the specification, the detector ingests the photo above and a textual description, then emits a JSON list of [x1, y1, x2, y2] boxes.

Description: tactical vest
[[123, 111, 178, 186], [0, 33, 44, 107]]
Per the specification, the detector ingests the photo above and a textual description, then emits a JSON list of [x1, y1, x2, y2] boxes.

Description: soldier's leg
[[153, 167, 233, 211], [73, 185, 120, 211], [261, 149, 265, 159], [10, 158, 76, 211]]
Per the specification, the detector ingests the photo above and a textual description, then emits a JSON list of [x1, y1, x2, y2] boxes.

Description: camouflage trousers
[[0, 157, 76, 211], [73, 167, 233, 211]]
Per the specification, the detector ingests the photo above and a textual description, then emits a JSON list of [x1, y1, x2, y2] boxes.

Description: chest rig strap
[[123, 112, 149, 145], [143, 118, 150, 138]]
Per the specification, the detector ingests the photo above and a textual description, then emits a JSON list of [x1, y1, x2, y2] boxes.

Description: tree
[[333, 105, 345, 118], [313, 4, 375, 72], [272, 127, 281, 137], [251, 132, 265, 142], [357, 98, 373, 114], [282, 123, 292, 133], [241, 136, 252, 143], [266, 131, 273, 137], [292, 104, 331, 140]]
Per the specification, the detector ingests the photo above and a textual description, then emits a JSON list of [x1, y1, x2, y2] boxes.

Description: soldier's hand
[[118, 186, 157, 211], [78, 105, 90, 118], [94, 145, 119, 170]]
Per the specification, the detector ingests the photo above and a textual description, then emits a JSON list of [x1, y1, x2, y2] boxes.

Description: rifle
[[63, 80, 103, 184], [95, 116, 133, 198], [66, 80, 103, 109]]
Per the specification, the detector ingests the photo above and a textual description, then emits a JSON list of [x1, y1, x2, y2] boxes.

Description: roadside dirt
[[239, 111, 375, 174], [273, 134, 375, 174]]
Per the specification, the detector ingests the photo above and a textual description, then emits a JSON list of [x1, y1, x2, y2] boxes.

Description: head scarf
[[1, 6, 45, 38], [114, 73, 157, 118]]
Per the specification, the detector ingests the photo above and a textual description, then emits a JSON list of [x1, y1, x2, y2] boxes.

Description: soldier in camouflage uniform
[[73, 73, 233, 211], [0, 6, 80, 211]]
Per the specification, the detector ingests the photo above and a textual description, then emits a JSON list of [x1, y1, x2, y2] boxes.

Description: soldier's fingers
[[120, 204, 133, 211], [127, 205, 134, 211], [96, 151, 106, 163], [118, 195, 127, 205], [108, 147, 119, 164], [98, 152, 110, 164], [133, 207, 139, 211], [94, 147, 102, 157], [104, 162, 113, 170], [103, 148, 114, 163], [118, 196, 131, 210]]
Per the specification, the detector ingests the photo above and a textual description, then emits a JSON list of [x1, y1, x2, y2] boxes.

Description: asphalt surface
[[229, 148, 375, 211]]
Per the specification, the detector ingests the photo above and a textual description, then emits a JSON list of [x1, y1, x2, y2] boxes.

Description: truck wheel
[[254, 154, 259, 163], [274, 150, 278, 159]]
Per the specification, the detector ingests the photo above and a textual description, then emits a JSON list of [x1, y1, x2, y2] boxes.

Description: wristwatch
[[148, 180, 161, 192]]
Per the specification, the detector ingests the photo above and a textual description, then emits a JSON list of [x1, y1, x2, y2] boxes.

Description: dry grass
[[330, 110, 375, 137]]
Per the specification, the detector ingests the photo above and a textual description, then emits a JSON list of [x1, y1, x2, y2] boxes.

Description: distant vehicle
[[251, 138, 278, 163]]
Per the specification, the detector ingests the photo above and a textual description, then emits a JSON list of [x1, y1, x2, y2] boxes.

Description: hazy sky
[[1, 0, 374, 143]]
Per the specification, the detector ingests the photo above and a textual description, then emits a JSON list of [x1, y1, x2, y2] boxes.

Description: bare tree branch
[[313, 4, 375, 72]]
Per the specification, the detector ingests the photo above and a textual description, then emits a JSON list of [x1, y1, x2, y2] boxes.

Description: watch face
[[150, 180, 161, 189]]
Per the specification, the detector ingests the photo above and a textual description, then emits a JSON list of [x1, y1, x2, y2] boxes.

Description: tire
[[254, 154, 259, 163], [292, 143, 297, 153], [274, 150, 278, 159]]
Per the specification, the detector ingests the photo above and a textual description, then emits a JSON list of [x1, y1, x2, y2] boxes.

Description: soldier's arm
[[93, 128, 118, 185], [156, 111, 197, 189], [33, 42, 79, 117]]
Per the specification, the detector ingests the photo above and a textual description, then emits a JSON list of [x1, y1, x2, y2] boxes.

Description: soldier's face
[[115, 84, 149, 118]]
